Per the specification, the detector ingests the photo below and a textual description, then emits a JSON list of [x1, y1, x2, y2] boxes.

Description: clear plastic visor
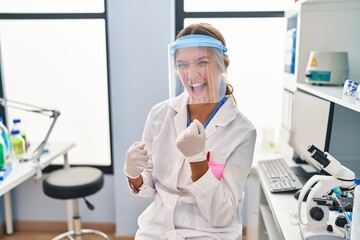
[[168, 39, 227, 104]]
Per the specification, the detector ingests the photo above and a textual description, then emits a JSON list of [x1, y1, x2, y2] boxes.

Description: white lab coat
[[128, 92, 256, 240]]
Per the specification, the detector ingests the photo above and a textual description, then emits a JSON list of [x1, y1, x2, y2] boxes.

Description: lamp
[[0, 97, 60, 179]]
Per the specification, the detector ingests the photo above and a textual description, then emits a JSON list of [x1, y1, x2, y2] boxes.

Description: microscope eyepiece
[[311, 150, 330, 168], [307, 144, 325, 156]]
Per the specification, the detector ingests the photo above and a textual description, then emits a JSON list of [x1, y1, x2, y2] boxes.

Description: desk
[[0, 142, 75, 235], [246, 150, 303, 240], [247, 149, 354, 240]]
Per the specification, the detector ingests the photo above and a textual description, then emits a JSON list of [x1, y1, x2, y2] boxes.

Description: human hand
[[123, 142, 149, 179], [176, 119, 206, 162]]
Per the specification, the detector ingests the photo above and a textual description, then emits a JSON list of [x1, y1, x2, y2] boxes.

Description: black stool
[[43, 166, 110, 240]]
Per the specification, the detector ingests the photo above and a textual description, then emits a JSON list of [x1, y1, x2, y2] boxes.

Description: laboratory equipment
[[258, 158, 304, 193], [9, 129, 26, 158], [355, 86, 360, 101], [297, 144, 356, 240], [0, 135, 6, 168], [0, 98, 60, 179], [343, 80, 353, 95], [0, 116, 10, 160], [305, 51, 349, 85], [284, 28, 297, 74], [349, 81, 359, 96], [11, 118, 28, 151]]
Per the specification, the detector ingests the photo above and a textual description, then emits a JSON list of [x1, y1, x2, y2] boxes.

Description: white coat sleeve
[[185, 129, 256, 227], [127, 109, 157, 197]]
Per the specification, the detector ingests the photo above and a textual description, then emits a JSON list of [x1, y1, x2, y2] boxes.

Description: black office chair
[[43, 166, 110, 240]]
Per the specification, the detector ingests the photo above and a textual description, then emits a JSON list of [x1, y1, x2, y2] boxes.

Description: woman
[[124, 23, 256, 240]]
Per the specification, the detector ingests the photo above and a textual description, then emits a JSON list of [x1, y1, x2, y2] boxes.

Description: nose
[[187, 64, 199, 79]]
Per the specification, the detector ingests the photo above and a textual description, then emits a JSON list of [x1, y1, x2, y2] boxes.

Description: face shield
[[168, 34, 227, 104]]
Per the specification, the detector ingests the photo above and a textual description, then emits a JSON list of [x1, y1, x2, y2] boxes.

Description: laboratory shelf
[[297, 83, 360, 113]]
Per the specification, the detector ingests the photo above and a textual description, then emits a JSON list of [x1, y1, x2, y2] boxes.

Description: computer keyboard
[[258, 158, 304, 193]]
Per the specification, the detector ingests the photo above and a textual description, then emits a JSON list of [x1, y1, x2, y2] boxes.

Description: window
[[0, 0, 104, 13], [177, 0, 287, 151], [0, 0, 112, 172], [184, 0, 288, 12]]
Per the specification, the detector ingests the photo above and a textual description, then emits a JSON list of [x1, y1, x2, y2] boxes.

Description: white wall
[[107, 0, 173, 235], [2, 0, 173, 237]]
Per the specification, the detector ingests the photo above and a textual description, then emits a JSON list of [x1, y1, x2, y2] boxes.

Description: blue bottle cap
[[355, 179, 360, 185], [11, 129, 20, 135], [0, 116, 3, 122], [13, 119, 21, 123]]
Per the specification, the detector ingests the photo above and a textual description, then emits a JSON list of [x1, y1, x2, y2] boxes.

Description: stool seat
[[43, 167, 103, 200]]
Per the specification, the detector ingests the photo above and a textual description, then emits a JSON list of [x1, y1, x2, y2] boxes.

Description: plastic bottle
[[0, 136, 6, 169], [12, 118, 27, 151], [0, 116, 11, 159], [10, 129, 26, 158]]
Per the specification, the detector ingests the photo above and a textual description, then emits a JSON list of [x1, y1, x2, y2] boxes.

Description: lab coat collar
[[170, 92, 188, 136], [170, 93, 237, 139]]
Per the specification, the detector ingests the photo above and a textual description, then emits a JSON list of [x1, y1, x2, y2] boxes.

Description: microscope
[[297, 145, 356, 240]]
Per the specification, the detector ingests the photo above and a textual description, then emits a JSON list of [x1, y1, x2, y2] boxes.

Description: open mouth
[[190, 82, 206, 93]]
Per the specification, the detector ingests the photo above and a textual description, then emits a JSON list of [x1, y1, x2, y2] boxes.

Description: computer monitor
[[289, 90, 333, 171], [328, 104, 360, 178]]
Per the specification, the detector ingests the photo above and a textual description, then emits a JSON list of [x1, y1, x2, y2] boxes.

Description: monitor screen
[[328, 104, 360, 178], [289, 90, 333, 170]]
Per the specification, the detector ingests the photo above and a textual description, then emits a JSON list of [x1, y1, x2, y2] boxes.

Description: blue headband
[[169, 34, 227, 55]]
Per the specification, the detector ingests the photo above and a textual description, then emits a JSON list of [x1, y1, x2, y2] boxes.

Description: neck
[[188, 103, 218, 125]]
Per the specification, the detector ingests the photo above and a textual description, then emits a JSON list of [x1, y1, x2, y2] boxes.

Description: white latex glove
[[123, 142, 149, 179], [176, 119, 206, 162]]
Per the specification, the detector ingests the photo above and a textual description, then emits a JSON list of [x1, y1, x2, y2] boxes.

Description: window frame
[[176, 0, 284, 36], [0, 0, 113, 174]]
